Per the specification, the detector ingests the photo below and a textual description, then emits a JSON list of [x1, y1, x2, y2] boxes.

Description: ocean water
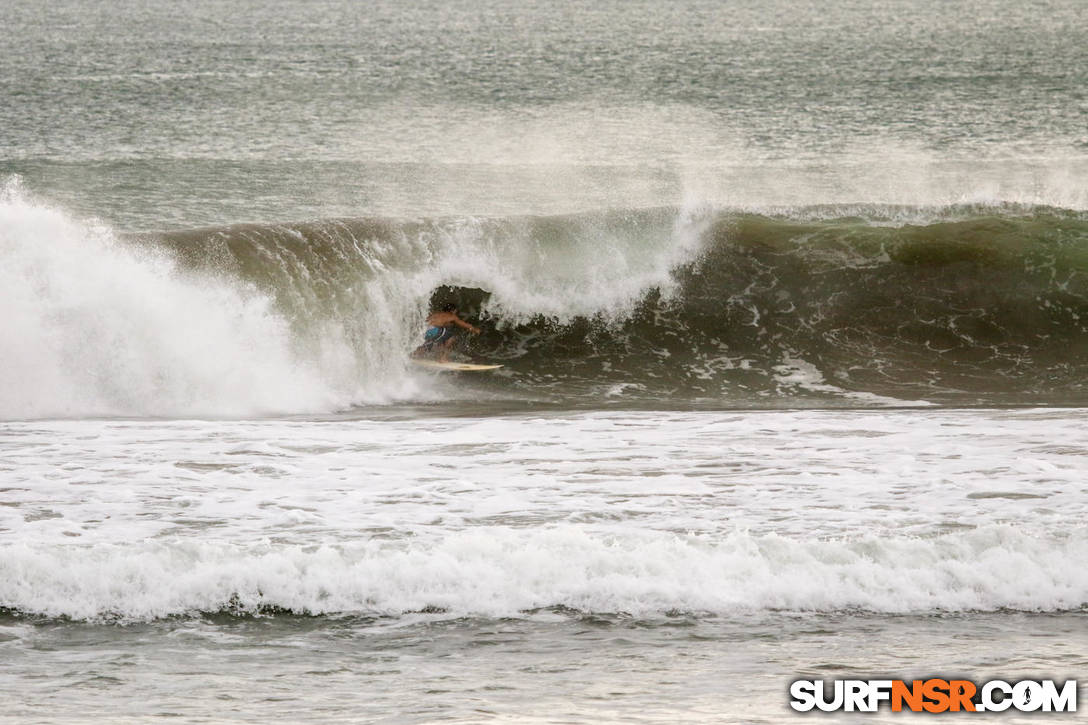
[[2, 0, 1087, 722]]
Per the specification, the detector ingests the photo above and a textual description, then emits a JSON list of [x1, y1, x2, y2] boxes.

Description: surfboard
[[412, 360, 504, 372]]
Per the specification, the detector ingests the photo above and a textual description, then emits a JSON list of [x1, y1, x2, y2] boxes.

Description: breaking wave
[[1, 525, 1084, 621], [4, 177, 1088, 418]]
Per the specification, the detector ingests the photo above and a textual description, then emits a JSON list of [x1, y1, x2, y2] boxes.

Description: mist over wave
[[4, 176, 1088, 418], [0, 180, 347, 418]]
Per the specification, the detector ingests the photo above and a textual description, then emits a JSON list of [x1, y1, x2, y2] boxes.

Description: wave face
[[4, 178, 1088, 418], [500, 208, 1088, 404], [157, 204, 1088, 407]]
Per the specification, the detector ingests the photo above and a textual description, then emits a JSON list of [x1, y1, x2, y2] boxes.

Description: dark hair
[[441, 303, 458, 312]]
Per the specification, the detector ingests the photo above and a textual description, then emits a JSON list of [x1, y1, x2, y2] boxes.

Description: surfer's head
[[441, 303, 458, 313]]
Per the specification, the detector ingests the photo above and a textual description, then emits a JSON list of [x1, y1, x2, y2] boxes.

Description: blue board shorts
[[421, 326, 455, 349]]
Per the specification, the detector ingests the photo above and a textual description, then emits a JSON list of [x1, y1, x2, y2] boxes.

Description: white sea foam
[[0, 180, 355, 418], [771, 354, 935, 406], [2, 525, 1083, 621], [2, 409, 1085, 621], [403, 206, 709, 327]]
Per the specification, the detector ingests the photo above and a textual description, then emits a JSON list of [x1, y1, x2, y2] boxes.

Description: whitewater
[[3, 404, 1086, 722], [3, 0, 1088, 721], [4, 409, 1088, 618]]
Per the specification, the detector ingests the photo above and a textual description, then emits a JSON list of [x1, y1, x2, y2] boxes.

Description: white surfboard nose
[[412, 360, 504, 372]]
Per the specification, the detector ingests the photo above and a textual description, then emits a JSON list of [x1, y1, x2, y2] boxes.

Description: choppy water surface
[[4, 611, 1084, 723], [2, 0, 1087, 721]]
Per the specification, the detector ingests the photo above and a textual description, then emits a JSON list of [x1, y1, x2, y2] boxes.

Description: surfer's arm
[[452, 315, 481, 334]]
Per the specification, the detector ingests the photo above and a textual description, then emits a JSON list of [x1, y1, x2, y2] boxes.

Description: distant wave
[[4, 176, 1088, 418], [1, 525, 1084, 621]]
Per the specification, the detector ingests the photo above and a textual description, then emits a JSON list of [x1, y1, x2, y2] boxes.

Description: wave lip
[[2, 526, 1084, 622]]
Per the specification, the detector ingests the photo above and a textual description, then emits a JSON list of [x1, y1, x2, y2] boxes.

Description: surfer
[[412, 303, 481, 362]]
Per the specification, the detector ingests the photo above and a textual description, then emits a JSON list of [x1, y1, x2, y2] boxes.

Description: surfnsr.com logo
[[789, 679, 1077, 713]]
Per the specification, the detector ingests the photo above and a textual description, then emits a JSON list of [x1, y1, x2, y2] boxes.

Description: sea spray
[[0, 180, 345, 418]]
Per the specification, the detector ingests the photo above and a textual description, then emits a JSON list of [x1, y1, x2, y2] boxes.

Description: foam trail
[[0, 180, 343, 418], [2, 526, 1084, 621]]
